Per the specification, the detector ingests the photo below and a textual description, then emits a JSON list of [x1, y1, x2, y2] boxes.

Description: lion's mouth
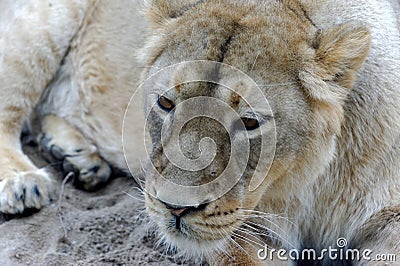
[[161, 211, 244, 244], [148, 206, 237, 239], [146, 193, 245, 247]]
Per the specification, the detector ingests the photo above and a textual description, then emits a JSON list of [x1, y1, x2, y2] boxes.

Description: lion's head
[[139, 0, 370, 259]]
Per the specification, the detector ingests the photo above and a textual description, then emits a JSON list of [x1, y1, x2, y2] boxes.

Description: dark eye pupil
[[241, 117, 259, 130], [158, 96, 175, 111]]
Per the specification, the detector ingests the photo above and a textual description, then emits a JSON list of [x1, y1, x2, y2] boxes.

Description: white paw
[[0, 169, 56, 214]]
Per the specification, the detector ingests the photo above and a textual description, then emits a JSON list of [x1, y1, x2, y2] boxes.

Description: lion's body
[[0, 0, 399, 265], [262, 0, 400, 251]]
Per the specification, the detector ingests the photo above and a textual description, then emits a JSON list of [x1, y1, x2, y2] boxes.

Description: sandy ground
[[0, 145, 183, 266]]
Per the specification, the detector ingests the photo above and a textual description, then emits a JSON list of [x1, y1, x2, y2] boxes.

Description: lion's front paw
[[62, 152, 111, 191], [39, 115, 112, 191], [0, 169, 56, 214]]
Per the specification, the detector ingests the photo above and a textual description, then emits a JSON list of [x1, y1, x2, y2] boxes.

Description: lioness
[[140, 0, 400, 264], [0, 0, 399, 265]]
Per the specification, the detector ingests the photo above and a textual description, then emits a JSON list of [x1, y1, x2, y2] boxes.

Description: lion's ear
[[312, 23, 371, 88], [299, 24, 370, 133], [143, 0, 203, 26], [300, 23, 371, 104]]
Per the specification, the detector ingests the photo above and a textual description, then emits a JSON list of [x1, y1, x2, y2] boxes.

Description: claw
[[50, 145, 65, 161], [0, 170, 55, 214], [33, 185, 41, 197]]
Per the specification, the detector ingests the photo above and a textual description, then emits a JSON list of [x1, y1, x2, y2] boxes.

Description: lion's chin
[[160, 230, 229, 259]]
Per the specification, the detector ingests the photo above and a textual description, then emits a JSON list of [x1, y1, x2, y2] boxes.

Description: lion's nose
[[167, 206, 189, 218], [159, 200, 208, 218]]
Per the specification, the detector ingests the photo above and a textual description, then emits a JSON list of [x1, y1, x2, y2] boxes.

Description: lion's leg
[[38, 115, 111, 191], [0, 0, 91, 213]]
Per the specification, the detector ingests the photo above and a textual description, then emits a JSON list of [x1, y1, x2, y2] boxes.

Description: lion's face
[[140, 0, 370, 257]]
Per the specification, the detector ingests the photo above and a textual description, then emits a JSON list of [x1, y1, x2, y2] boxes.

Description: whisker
[[240, 221, 276, 238], [133, 208, 148, 223], [122, 191, 145, 202], [214, 230, 233, 261], [240, 221, 284, 247], [239, 209, 297, 228], [231, 232, 263, 252], [231, 228, 264, 249], [244, 220, 296, 249], [239, 213, 293, 237], [222, 228, 251, 259], [234, 226, 264, 240], [130, 186, 145, 195]]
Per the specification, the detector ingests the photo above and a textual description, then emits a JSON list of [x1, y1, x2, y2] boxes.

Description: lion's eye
[[241, 117, 260, 130], [157, 96, 175, 111]]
